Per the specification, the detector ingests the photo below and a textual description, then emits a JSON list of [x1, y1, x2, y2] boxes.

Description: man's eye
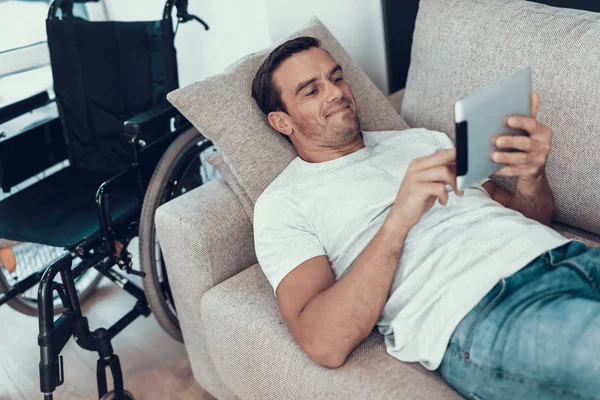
[[306, 89, 317, 96], [333, 77, 343, 83]]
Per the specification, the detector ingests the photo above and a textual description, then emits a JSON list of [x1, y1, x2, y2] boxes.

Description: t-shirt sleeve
[[477, 176, 491, 186], [253, 196, 327, 298]]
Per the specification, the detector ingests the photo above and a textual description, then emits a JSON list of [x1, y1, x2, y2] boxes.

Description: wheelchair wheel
[[0, 242, 103, 316], [139, 127, 219, 342]]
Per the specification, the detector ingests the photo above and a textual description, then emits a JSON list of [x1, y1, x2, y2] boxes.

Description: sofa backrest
[[401, 0, 600, 235]]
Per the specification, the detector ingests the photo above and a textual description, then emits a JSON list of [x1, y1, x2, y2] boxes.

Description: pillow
[[205, 151, 254, 222], [401, 0, 600, 235], [167, 17, 410, 205]]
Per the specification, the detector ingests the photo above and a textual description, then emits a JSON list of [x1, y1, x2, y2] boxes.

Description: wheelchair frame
[[0, 1, 210, 399], [36, 109, 190, 400]]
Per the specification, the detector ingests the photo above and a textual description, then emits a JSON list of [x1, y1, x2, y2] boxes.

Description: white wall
[[103, 0, 272, 86], [264, 0, 389, 94], [103, 0, 389, 93]]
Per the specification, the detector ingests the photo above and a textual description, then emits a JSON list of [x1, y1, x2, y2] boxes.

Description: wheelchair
[[0, 1, 215, 398]]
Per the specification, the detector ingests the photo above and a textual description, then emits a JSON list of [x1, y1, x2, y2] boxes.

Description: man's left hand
[[490, 92, 552, 183]]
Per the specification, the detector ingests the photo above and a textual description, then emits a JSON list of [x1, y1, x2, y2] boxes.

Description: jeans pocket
[[557, 259, 597, 284], [462, 278, 508, 358], [547, 242, 598, 285]]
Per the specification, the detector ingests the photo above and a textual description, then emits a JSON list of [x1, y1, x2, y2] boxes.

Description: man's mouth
[[326, 105, 350, 118]]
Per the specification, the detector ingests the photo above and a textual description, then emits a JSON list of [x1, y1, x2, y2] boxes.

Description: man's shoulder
[[256, 158, 300, 200]]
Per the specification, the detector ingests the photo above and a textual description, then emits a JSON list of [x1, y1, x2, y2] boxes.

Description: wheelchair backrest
[[46, 16, 179, 173]]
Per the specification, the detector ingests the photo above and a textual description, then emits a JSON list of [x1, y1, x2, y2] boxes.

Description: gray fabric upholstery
[[387, 88, 406, 116], [401, 0, 600, 235], [205, 152, 254, 222], [201, 263, 464, 400], [552, 221, 600, 248], [167, 17, 410, 205], [154, 178, 256, 400]]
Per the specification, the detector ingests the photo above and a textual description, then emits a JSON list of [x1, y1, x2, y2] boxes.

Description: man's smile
[[326, 104, 351, 118]]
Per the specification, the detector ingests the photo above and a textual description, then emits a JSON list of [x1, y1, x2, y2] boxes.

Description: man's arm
[[482, 176, 555, 226], [482, 180, 511, 206], [505, 172, 555, 226], [278, 220, 409, 369]]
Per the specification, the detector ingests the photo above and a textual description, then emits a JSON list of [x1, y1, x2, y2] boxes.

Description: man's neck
[[297, 132, 365, 163]]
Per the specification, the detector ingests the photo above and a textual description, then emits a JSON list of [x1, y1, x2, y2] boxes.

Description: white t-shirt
[[253, 128, 572, 371]]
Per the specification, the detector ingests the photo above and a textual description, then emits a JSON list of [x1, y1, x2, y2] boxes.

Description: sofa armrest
[[387, 88, 406, 115], [154, 177, 257, 329]]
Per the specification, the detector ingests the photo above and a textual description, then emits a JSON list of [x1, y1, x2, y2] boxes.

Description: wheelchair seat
[[0, 165, 140, 248]]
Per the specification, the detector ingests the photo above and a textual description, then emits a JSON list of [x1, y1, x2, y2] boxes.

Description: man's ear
[[267, 111, 293, 138]]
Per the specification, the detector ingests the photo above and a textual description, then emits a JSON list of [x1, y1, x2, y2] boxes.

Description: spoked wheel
[[139, 127, 220, 342], [99, 389, 135, 400], [0, 241, 103, 316]]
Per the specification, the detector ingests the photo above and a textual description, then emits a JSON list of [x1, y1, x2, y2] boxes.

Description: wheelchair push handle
[[164, 0, 210, 31], [48, 0, 99, 19], [48, 0, 209, 32]]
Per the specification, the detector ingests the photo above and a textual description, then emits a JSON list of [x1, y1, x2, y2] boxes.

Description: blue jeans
[[439, 240, 600, 400]]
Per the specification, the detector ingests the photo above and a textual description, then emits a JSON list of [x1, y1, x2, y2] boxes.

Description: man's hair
[[252, 36, 322, 116]]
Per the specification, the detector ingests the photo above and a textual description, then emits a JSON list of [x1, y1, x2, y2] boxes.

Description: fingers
[[414, 165, 462, 196], [494, 165, 540, 177], [507, 115, 537, 132], [494, 135, 533, 151], [531, 92, 540, 117], [491, 150, 534, 165], [411, 148, 456, 170], [422, 182, 449, 206]]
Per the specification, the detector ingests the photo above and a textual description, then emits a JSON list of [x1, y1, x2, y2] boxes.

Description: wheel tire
[[0, 264, 103, 317], [139, 127, 214, 342], [99, 389, 134, 400]]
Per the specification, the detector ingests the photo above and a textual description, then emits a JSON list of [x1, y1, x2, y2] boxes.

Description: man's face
[[270, 47, 360, 147]]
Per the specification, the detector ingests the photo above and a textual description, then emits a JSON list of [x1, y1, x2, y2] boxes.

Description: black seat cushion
[[0, 166, 140, 248]]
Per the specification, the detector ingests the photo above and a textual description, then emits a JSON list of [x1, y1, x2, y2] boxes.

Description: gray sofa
[[155, 1, 600, 399]]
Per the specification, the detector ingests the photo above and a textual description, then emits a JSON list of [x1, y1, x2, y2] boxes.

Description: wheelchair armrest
[[124, 102, 179, 140], [94, 166, 143, 253]]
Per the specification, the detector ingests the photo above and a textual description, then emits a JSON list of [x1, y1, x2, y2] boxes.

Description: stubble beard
[[329, 113, 361, 146]]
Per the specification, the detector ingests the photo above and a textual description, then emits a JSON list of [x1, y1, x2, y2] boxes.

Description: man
[[251, 36, 600, 400]]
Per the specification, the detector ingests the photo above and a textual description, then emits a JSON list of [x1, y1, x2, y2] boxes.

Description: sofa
[[154, 1, 600, 399]]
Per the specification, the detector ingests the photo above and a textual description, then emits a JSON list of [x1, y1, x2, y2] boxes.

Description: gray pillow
[[402, 0, 600, 235], [167, 16, 409, 205], [205, 151, 254, 222]]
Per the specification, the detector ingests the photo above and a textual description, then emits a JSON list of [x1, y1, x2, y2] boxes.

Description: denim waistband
[[474, 240, 587, 314]]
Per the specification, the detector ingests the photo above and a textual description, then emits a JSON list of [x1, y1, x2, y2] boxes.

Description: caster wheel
[[99, 390, 134, 400]]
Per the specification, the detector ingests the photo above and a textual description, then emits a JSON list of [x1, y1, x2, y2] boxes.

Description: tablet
[[455, 67, 532, 191]]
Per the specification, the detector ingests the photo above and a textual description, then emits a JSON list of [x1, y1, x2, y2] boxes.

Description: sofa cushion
[[167, 17, 409, 205], [200, 263, 464, 400], [402, 0, 600, 235], [552, 221, 600, 248]]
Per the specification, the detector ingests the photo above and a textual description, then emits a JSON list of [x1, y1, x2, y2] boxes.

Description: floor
[[0, 238, 217, 400]]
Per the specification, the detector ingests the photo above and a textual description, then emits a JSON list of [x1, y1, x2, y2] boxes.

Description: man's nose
[[325, 80, 344, 103]]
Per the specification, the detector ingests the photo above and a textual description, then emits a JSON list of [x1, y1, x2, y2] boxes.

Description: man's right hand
[[388, 148, 463, 233]]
